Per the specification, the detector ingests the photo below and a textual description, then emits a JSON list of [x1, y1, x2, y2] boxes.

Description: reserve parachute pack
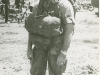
[[25, 2, 63, 47], [25, 2, 63, 38], [25, 14, 62, 38]]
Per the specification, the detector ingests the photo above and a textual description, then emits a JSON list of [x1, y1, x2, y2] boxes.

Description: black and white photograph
[[0, 0, 99, 75]]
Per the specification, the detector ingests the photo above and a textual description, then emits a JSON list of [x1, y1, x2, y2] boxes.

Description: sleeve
[[28, 33, 32, 50], [59, 1, 75, 51], [60, 1, 75, 25]]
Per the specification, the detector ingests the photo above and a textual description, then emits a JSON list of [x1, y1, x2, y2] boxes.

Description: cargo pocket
[[49, 41, 67, 73], [60, 60, 67, 73], [50, 42, 63, 55], [30, 33, 50, 49], [48, 43, 67, 74]]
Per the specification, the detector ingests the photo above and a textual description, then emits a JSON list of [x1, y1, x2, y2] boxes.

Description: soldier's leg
[[30, 47, 48, 75], [48, 43, 67, 75], [29, 6, 33, 12], [5, 4, 9, 23], [74, 7, 77, 18], [1, 5, 3, 13]]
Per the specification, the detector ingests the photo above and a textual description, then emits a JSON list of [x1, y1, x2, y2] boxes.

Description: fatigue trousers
[[5, 3, 9, 23], [30, 42, 67, 75], [29, 6, 33, 12]]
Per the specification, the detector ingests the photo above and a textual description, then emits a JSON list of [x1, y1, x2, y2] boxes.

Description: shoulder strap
[[54, 3, 60, 18], [47, 2, 60, 18], [47, 2, 63, 32]]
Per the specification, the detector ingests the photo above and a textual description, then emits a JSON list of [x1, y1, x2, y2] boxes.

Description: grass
[[66, 11, 99, 75], [78, 18, 99, 25], [83, 39, 99, 44]]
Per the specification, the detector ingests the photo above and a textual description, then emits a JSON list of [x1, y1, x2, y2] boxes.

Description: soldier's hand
[[27, 49, 33, 60], [57, 52, 67, 66]]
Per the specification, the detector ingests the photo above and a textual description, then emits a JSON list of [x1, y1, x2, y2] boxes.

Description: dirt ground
[[0, 9, 99, 75]]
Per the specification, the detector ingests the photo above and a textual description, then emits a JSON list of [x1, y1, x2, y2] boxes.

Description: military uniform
[[68, 0, 76, 18], [29, 0, 34, 12], [28, 0, 74, 75]]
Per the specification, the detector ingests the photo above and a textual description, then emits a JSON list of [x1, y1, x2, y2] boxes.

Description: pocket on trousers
[[50, 42, 63, 55], [60, 60, 67, 73]]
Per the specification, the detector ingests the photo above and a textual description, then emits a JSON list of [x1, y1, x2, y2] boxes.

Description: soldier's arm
[[27, 33, 33, 59], [60, 1, 75, 52], [27, 1, 39, 50], [28, 33, 32, 51], [62, 20, 74, 51], [26, 1, 39, 59]]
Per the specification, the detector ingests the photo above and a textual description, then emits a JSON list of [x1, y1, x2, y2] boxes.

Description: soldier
[[27, 0, 75, 75], [0, 0, 4, 14], [20, 0, 25, 6], [15, 0, 20, 9], [2, 0, 9, 23], [29, 0, 34, 12]]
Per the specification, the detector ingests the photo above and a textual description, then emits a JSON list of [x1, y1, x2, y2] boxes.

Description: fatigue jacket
[[32, 0, 75, 25], [28, 0, 75, 49]]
